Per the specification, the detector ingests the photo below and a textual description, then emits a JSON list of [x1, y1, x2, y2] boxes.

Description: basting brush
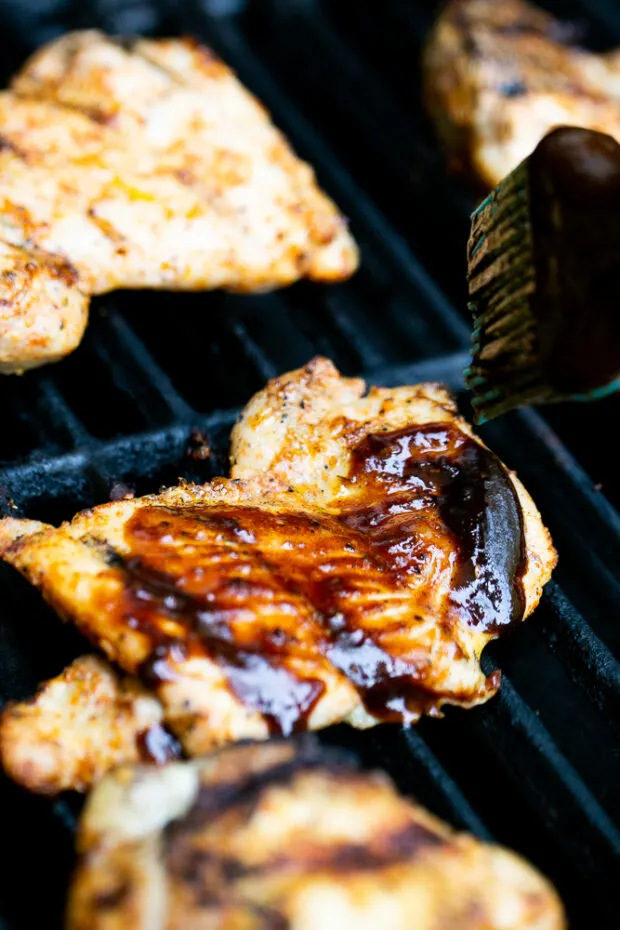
[[465, 126, 620, 423]]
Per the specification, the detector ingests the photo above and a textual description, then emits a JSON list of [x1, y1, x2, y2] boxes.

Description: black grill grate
[[0, 1, 619, 927]]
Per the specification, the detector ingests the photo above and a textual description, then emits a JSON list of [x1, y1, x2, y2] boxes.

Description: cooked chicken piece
[[0, 359, 555, 761], [0, 241, 89, 373], [0, 655, 178, 794], [0, 31, 358, 373], [67, 737, 565, 930], [424, 0, 620, 188]]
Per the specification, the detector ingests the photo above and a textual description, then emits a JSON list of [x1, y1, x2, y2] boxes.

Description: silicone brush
[[465, 126, 620, 423]]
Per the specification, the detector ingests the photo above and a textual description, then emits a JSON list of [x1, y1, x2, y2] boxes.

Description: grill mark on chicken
[[251, 907, 290, 930], [121, 548, 328, 735], [0, 199, 35, 242], [0, 135, 26, 159], [65, 738, 566, 930], [86, 206, 126, 245], [165, 820, 445, 899], [108, 35, 142, 52], [106, 423, 524, 732], [93, 882, 132, 912], [44, 253, 80, 286], [177, 819, 444, 875], [345, 425, 526, 630], [169, 751, 353, 832]]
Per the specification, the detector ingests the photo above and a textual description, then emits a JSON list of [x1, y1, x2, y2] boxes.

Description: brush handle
[[466, 128, 620, 422]]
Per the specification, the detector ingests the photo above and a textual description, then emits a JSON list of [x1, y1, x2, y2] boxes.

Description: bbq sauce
[[529, 127, 620, 394], [344, 425, 526, 632], [120, 424, 525, 730]]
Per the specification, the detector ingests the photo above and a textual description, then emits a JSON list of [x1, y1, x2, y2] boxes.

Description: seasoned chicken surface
[[0, 31, 358, 373], [424, 0, 620, 188], [67, 738, 565, 930], [0, 241, 88, 373], [0, 359, 555, 768], [0, 655, 178, 794]]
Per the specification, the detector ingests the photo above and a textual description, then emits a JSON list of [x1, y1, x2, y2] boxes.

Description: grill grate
[[0, 1, 619, 927]]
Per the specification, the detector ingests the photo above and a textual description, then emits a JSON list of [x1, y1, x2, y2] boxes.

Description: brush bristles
[[466, 161, 553, 422]]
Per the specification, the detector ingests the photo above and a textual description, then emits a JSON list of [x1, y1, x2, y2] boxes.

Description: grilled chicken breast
[[0, 359, 555, 773], [0, 32, 358, 373], [424, 0, 620, 188], [0, 655, 178, 794], [67, 737, 565, 930]]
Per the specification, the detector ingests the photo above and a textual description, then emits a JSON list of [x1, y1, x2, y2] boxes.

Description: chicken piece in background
[[424, 0, 620, 189], [67, 737, 566, 930], [0, 31, 358, 373]]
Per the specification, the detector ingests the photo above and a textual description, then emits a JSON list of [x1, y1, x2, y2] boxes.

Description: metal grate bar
[[0, 449, 92, 513], [227, 318, 280, 381], [479, 665, 620, 857], [102, 304, 196, 422], [265, 288, 367, 370], [0, 375, 87, 463], [36, 378, 92, 448], [0, 412, 236, 509], [320, 289, 387, 370], [518, 407, 620, 542], [539, 583, 620, 732], [227, 292, 322, 372], [322, 721, 493, 839], [401, 729, 493, 839]]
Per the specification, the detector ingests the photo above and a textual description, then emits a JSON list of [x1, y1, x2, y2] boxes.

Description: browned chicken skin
[[0, 359, 555, 792], [67, 738, 565, 930], [424, 0, 620, 188], [0, 32, 358, 373], [0, 655, 178, 795]]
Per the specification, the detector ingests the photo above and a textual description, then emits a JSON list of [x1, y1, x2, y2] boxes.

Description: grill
[[0, 0, 618, 927]]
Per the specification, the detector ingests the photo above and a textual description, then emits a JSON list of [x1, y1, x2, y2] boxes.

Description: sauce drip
[[119, 424, 525, 732]]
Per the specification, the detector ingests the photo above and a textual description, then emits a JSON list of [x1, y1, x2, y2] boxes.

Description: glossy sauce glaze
[[344, 425, 525, 630], [120, 423, 525, 734]]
